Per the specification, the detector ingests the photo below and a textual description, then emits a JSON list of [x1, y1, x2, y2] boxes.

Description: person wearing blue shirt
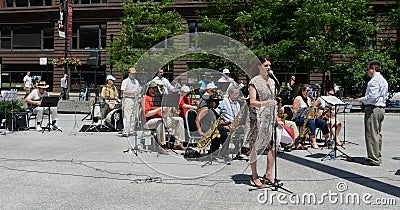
[[357, 60, 388, 166], [198, 72, 214, 96]]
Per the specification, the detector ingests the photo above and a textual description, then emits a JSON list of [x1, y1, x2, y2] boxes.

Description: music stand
[[154, 93, 180, 156], [40, 96, 61, 133], [1, 90, 18, 135], [319, 96, 354, 161], [217, 82, 230, 93], [339, 103, 357, 145]]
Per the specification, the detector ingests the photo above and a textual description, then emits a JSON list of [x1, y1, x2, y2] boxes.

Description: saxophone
[[227, 99, 247, 141], [276, 97, 288, 123], [197, 111, 226, 150], [299, 98, 316, 145]]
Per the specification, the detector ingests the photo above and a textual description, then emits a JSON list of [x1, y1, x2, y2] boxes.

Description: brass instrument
[[197, 111, 226, 150], [319, 109, 330, 121], [227, 99, 247, 142], [277, 97, 288, 123], [299, 98, 316, 145]]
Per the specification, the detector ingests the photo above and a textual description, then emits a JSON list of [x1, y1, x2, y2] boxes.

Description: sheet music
[[320, 96, 346, 106], [1, 90, 17, 102], [291, 107, 312, 120]]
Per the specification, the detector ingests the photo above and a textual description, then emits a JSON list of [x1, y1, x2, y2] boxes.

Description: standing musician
[[152, 68, 177, 94], [314, 88, 343, 146], [292, 84, 330, 149], [121, 67, 141, 137], [25, 81, 60, 131], [142, 81, 186, 155], [101, 75, 121, 118], [195, 93, 230, 162]]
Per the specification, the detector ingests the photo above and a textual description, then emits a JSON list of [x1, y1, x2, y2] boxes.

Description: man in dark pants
[[357, 60, 388, 166]]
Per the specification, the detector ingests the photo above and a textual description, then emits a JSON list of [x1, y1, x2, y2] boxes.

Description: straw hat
[[37, 81, 49, 89]]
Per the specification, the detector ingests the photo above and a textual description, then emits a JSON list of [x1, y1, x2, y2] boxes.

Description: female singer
[[246, 56, 283, 188]]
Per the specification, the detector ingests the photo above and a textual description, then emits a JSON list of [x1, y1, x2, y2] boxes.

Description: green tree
[[107, 0, 185, 76], [199, 0, 400, 94]]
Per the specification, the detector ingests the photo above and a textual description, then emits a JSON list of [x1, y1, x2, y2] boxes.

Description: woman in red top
[[178, 86, 197, 119]]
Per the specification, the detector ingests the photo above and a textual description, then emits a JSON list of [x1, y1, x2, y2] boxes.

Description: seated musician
[[292, 84, 330, 149], [216, 85, 244, 158], [195, 93, 230, 162], [197, 83, 217, 108], [25, 81, 60, 131], [277, 105, 303, 151], [142, 81, 186, 155], [178, 85, 197, 121], [101, 75, 121, 118], [314, 88, 343, 146], [198, 72, 214, 97]]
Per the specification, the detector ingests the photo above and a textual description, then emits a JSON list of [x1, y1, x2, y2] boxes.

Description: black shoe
[[362, 159, 380, 166]]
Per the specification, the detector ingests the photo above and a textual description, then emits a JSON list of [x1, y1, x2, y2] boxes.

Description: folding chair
[[185, 110, 202, 147]]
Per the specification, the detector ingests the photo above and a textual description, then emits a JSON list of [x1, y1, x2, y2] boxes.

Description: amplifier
[[6, 112, 29, 131]]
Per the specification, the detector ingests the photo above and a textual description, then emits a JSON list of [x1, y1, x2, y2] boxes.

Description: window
[[72, 24, 106, 50], [73, 0, 107, 4], [0, 25, 53, 50], [0, 27, 12, 50], [5, 0, 51, 7], [188, 21, 204, 49]]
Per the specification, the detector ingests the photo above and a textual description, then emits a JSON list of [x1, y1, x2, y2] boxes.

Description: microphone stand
[[271, 76, 292, 194]]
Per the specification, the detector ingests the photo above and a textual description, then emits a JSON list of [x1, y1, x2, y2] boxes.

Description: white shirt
[[121, 77, 141, 98], [362, 72, 388, 107], [23, 75, 32, 88], [217, 97, 240, 122], [218, 75, 233, 83], [61, 76, 68, 88], [27, 88, 48, 101], [152, 77, 173, 93]]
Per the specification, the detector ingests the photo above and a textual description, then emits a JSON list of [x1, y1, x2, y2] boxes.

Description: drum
[[105, 108, 123, 131], [92, 102, 104, 119]]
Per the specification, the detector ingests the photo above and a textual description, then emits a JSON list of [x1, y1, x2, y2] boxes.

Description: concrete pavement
[[0, 112, 399, 209]]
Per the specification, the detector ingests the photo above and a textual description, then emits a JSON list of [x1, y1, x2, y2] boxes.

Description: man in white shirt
[[121, 67, 141, 137], [60, 74, 68, 100], [25, 81, 60, 131], [23, 71, 32, 98], [152, 69, 176, 93], [357, 60, 388, 166], [218, 68, 235, 83]]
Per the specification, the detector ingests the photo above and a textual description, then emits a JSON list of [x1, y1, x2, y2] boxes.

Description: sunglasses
[[304, 89, 310, 92], [329, 93, 335, 96]]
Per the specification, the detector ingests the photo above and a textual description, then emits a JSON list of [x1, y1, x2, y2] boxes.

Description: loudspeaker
[[6, 112, 29, 131], [87, 51, 101, 68]]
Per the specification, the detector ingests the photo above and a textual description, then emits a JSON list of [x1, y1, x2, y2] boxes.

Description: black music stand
[[320, 96, 354, 161], [339, 103, 357, 145], [154, 93, 180, 156], [40, 96, 61, 133], [217, 82, 230, 93], [1, 90, 18, 135]]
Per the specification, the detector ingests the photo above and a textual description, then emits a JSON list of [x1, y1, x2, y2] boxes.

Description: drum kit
[[90, 101, 123, 131]]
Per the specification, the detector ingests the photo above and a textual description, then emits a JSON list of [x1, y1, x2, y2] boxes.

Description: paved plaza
[[0, 112, 399, 209]]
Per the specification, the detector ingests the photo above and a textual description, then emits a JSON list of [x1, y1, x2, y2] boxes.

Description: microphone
[[269, 70, 280, 87]]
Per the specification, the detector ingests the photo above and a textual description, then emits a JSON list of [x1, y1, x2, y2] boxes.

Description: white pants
[[143, 117, 185, 144], [122, 98, 139, 134], [33, 107, 58, 124]]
